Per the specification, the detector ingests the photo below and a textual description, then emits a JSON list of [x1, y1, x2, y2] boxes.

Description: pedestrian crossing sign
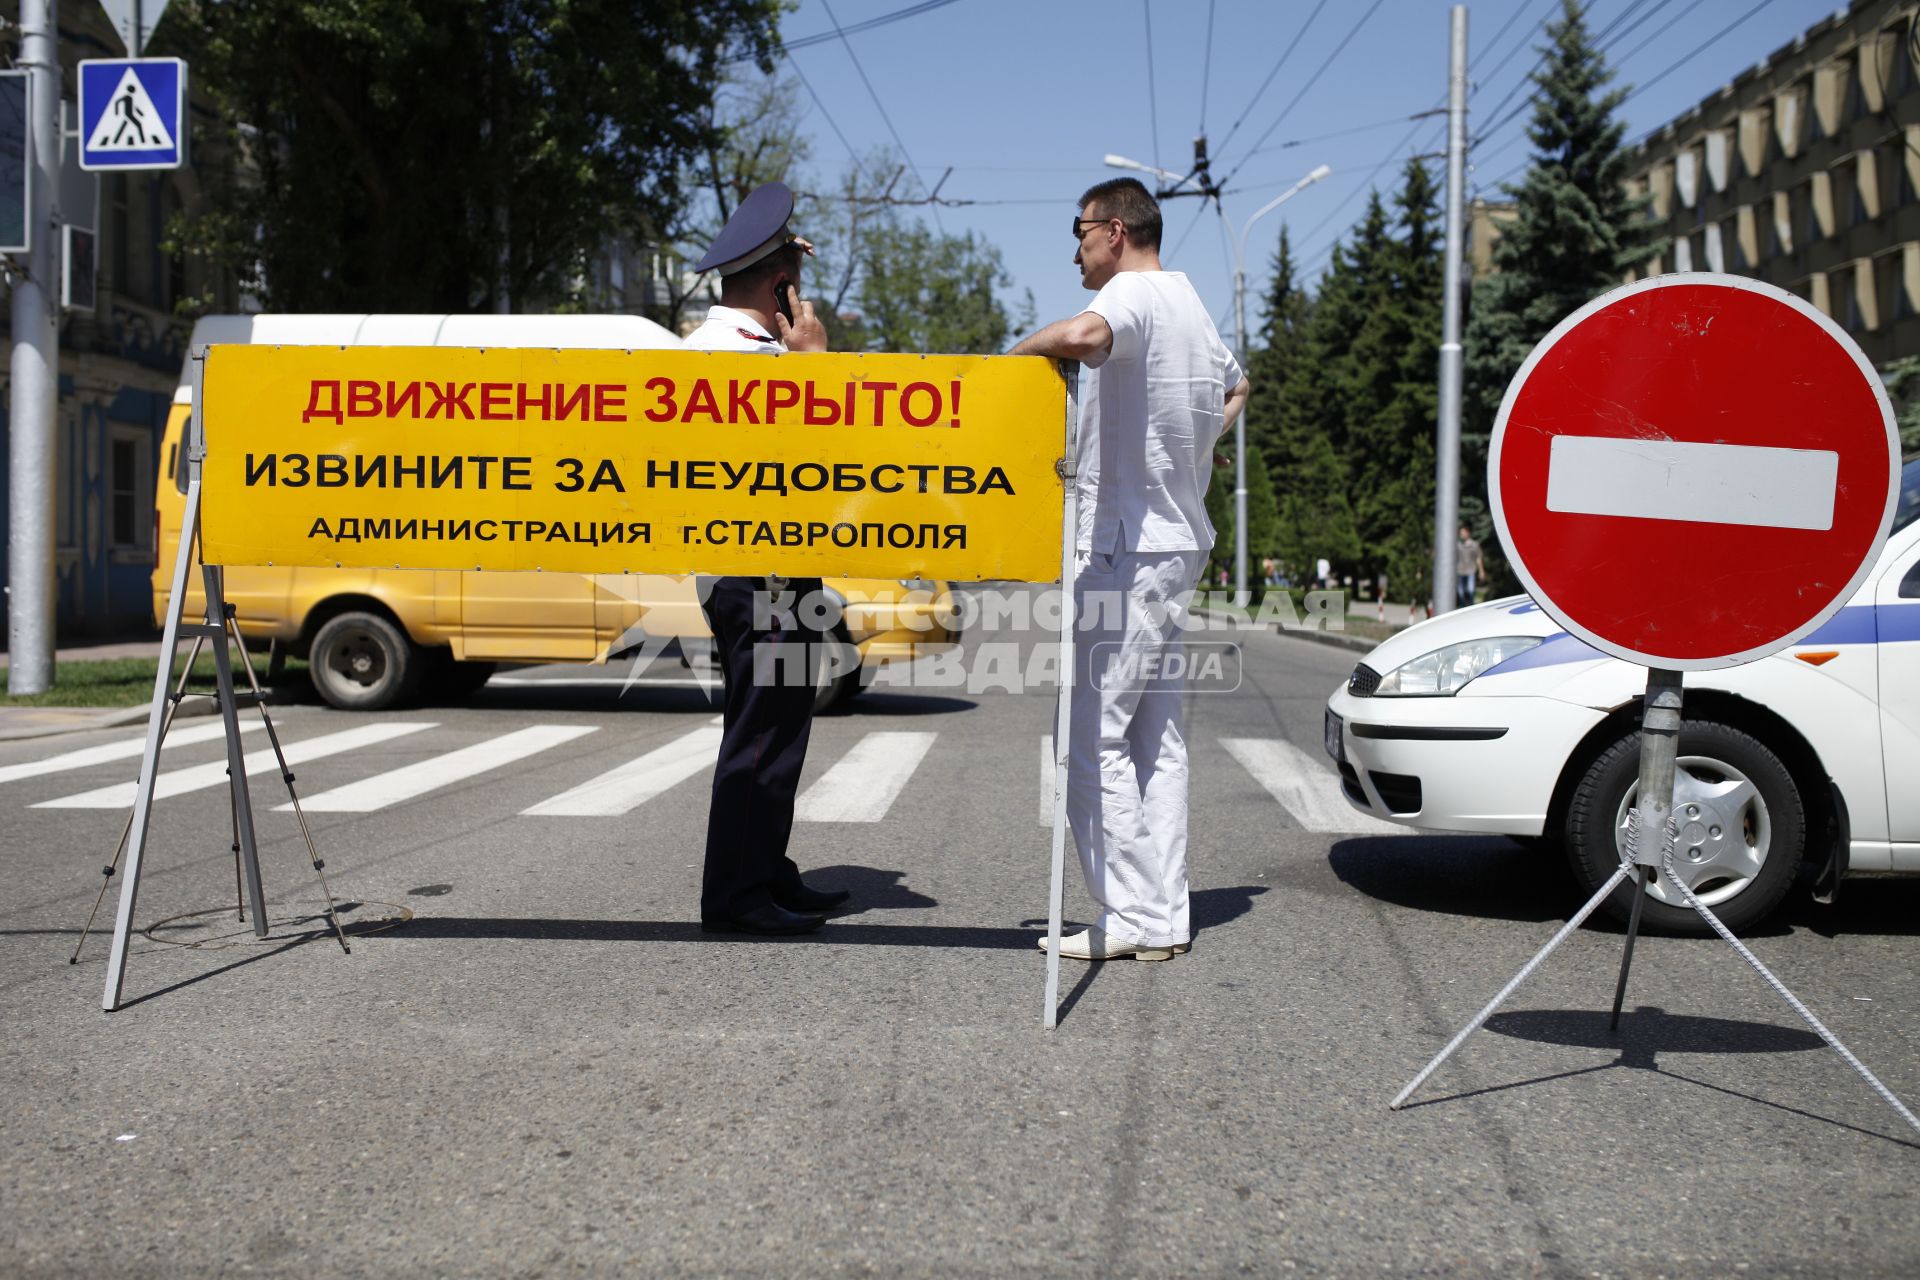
[[77, 58, 186, 171]]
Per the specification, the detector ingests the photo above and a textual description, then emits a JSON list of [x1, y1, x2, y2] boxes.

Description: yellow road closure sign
[[199, 345, 1068, 581]]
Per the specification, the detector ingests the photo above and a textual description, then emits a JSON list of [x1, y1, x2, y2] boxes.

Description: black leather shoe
[[773, 881, 851, 912], [700, 902, 826, 935]]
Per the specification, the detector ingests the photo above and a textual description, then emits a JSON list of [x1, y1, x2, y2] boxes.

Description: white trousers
[[1066, 547, 1206, 948]]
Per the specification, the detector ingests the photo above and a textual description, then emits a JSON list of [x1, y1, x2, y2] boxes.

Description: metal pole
[[1432, 4, 1467, 616], [1224, 165, 1329, 611], [7, 0, 61, 696], [1044, 363, 1081, 1029], [1610, 666, 1683, 1025], [1233, 260, 1248, 607]]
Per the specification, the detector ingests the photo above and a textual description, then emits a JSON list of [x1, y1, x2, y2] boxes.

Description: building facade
[[1, 8, 242, 637], [1624, 0, 1920, 366]]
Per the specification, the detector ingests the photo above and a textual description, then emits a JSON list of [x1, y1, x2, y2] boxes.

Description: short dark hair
[[1078, 177, 1162, 251], [722, 240, 805, 295]]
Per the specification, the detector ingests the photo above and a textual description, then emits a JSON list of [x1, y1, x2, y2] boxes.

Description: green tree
[[1878, 357, 1920, 451], [1347, 159, 1443, 602], [1244, 225, 1310, 463], [844, 221, 1029, 354], [173, 0, 783, 311], [1462, 0, 1658, 586]]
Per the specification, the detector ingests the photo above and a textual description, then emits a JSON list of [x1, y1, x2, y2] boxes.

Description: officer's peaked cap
[[694, 182, 799, 276]]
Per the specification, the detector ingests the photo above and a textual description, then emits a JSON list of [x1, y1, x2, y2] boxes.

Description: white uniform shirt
[[1076, 271, 1243, 553], [684, 304, 784, 354]]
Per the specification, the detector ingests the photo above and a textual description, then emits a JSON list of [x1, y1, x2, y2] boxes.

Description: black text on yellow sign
[[199, 346, 1069, 581]]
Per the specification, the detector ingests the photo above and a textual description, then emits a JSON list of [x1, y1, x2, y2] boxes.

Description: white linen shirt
[[684, 304, 784, 354], [1076, 270, 1243, 553]]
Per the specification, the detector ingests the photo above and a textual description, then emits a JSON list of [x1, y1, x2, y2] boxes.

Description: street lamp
[[1103, 153, 1202, 196], [1229, 163, 1330, 606]]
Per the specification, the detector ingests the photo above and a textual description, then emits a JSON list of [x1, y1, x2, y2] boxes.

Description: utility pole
[[1432, 5, 1468, 617], [8, 0, 61, 695], [1230, 165, 1330, 604]]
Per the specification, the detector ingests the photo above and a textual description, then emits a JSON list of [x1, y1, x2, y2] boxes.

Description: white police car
[[1325, 455, 1920, 935]]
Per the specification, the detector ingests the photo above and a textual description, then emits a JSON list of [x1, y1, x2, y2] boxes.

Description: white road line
[[488, 676, 717, 688], [1039, 734, 1054, 826], [795, 732, 936, 823], [36, 722, 434, 809], [0, 719, 262, 785], [1545, 437, 1839, 531], [287, 724, 598, 813], [1220, 737, 1405, 835], [521, 726, 722, 817]]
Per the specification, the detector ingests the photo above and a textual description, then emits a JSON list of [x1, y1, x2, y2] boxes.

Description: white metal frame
[[1042, 364, 1080, 1028]]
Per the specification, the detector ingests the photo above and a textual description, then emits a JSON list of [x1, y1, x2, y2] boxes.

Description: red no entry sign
[[1490, 273, 1902, 670]]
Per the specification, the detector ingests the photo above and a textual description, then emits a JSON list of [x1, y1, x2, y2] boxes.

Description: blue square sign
[[78, 58, 186, 171]]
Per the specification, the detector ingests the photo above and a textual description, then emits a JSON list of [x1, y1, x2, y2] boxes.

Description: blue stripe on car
[[1477, 602, 1918, 680]]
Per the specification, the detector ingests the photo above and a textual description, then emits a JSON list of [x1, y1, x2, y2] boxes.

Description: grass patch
[[3, 654, 307, 708]]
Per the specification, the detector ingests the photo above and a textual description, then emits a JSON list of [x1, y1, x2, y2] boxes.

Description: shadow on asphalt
[[806, 866, 939, 913], [1329, 835, 1920, 939], [1403, 1005, 1920, 1149], [1328, 835, 1570, 923], [817, 692, 979, 717], [1486, 1006, 1823, 1057]]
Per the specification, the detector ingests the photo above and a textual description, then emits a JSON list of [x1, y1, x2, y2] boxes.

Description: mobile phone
[[774, 279, 795, 325]]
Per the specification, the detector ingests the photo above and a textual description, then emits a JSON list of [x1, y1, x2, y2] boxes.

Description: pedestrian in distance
[[684, 181, 848, 936], [1456, 524, 1484, 609], [1009, 177, 1250, 962]]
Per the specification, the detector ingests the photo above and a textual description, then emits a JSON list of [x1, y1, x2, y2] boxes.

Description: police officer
[[686, 182, 848, 935]]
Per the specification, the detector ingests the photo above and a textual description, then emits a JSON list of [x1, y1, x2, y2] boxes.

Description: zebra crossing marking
[[794, 731, 936, 823], [1220, 737, 1405, 835], [287, 724, 598, 813], [521, 726, 723, 817], [0, 719, 262, 786], [35, 722, 434, 809]]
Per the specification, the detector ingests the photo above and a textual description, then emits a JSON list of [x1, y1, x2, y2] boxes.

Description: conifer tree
[[1462, 0, 1657, 584], [1347, 160, 1444, 602]]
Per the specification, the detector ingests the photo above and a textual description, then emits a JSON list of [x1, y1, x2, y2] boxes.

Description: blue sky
[[772, 0, 1860, 343]]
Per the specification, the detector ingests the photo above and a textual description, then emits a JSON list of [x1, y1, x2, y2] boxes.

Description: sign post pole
[[1043, 362, 1079, 1029], [1609, 667, 1682, 1028]]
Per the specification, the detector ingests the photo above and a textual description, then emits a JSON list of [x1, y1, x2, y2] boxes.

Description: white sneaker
[[1035, 927, 1187, 962]]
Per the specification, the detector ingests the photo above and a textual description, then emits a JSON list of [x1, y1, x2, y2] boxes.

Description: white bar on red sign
[[1544, 437, 1839, 531]]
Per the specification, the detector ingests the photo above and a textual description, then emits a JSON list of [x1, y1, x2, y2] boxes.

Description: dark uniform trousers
[[699, 575, 828, 919]]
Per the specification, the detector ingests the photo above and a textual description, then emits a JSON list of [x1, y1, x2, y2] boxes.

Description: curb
[[1189, 607, 1379, 655], [0, 693, 218, 742]]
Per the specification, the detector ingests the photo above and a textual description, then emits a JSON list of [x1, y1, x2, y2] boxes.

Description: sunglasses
[[1072, 216, 1120, 241]]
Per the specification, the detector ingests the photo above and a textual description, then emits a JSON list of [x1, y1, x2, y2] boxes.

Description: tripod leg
[[71, 634, 209, 966], [1609, 864, 1650, 1032], [1661, 853, 1920, 1137], [229, 779, 245, 923], [205, 567, 269, 937], [1392, 860, 1634, 1111], [224, 611, 351, 956]]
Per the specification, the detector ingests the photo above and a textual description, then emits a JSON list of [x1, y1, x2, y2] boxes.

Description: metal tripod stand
[[1390, 668, 1920, 1138], [93, 346, 350, 1010]]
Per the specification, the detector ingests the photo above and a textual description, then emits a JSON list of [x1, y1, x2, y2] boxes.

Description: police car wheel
[[309, 611, 422, 711], [1564, 719, 1804, 936]]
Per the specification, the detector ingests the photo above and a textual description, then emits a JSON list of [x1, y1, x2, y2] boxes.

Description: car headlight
[[1374, 636, 1542, 696]]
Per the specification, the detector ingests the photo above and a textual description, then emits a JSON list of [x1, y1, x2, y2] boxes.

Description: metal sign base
[[90, 348, 348, 1011], [1390, 667, 1920, 1138]]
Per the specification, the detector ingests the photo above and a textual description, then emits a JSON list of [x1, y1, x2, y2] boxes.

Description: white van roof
[[175, 312, 683, 403]]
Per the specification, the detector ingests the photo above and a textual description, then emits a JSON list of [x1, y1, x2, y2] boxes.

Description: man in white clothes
[[1010, 177, 1249, 961]]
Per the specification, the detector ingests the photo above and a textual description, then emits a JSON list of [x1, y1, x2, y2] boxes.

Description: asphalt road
[[1, 591, 1916, 1277]]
